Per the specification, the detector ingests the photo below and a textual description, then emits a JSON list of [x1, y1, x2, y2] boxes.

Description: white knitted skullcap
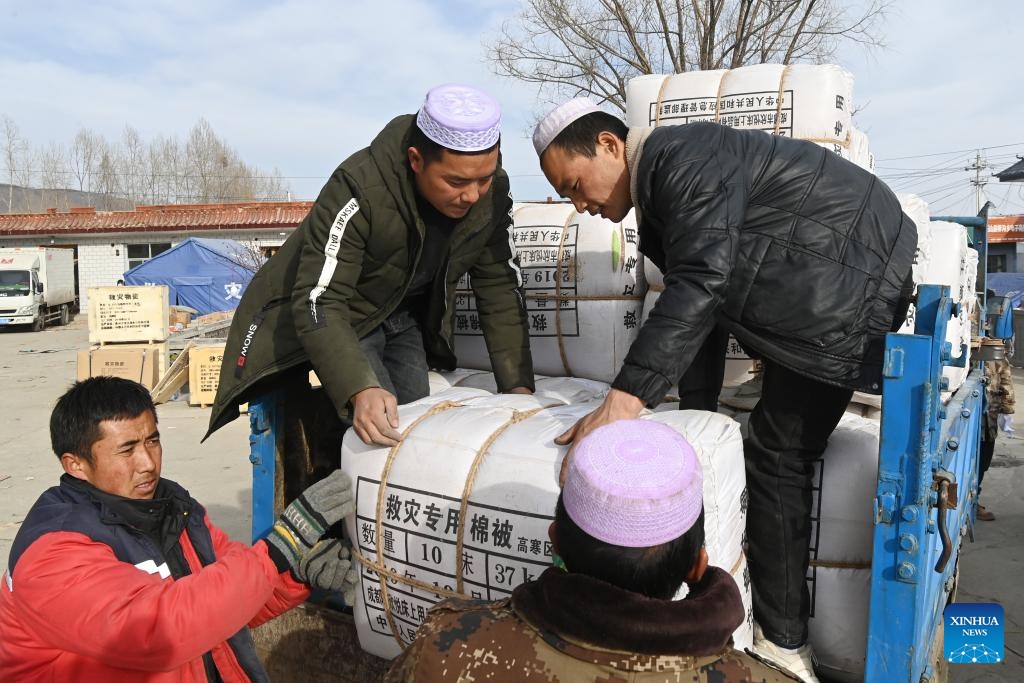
[[532, 97, 602, 156]]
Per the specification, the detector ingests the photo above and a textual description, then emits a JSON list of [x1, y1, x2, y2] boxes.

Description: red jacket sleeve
[[9, 526, 305, 672], [202, 514, 310, 627]]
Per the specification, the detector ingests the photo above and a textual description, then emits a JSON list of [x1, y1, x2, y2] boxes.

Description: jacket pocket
[[740, 241, 870, 347]]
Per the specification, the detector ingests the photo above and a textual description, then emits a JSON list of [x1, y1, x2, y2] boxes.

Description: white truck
[[0, 247, 76, 331]]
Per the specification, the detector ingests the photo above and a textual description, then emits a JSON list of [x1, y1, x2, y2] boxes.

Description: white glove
[[998, 414, 1014, 435]]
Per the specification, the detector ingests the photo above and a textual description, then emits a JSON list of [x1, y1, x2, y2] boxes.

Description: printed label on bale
[[354, 477, 554, 646], [648, 92, 796, 134], [456, 222, 582, 337]]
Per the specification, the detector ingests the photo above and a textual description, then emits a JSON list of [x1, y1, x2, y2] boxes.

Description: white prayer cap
[[532, 97, 602, 156], [416, 84, 501, 152]]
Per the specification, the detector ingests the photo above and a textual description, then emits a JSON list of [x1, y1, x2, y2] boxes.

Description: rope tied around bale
[[454, 405, 556, 593], [553, 210, 576, 377], [368, 400, 461, 646], [350, 399, 560, 649], [651, 66, 850, 148]]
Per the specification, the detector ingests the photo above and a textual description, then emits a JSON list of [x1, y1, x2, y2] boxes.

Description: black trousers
[[744, 360, 853, 647], [979, 416, 997, 490], [676, 325, 730, 411]]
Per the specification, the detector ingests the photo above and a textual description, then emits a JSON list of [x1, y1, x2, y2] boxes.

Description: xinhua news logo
[[944, 603, 1003, 664]]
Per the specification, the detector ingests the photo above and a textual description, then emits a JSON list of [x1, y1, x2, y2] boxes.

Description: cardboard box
[[169, 308, 192, 329], [88, 285, 170, 344], [77, 344, 164, 389], [188, 344, 226, 406]]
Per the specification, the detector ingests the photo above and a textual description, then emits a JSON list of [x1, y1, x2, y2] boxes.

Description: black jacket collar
[[60, 474, 192, 554]]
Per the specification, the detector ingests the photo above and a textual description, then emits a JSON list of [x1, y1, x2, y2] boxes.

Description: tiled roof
[[0, 201, 313, 236], [995, 158, 1024, 183]]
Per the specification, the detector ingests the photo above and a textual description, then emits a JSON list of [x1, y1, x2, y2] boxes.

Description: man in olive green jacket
[[206, 85, 533, 445]]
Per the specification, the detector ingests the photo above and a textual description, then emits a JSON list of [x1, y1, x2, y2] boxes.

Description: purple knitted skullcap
[[562, 420, 703, 547], [416, 84, 501, 152]]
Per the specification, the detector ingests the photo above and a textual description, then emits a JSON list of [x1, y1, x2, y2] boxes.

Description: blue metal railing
[[866, 284, 983, 681], [249, 391, 281, 543]]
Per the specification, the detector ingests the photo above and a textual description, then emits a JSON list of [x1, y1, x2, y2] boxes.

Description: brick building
[[0, 202, 310, 310]]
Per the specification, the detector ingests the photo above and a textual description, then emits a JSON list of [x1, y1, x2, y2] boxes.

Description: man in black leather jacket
[[532, 98, 916, 682]]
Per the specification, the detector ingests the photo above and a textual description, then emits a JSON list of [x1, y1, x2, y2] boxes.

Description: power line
[[876, 141, 1024, 163]]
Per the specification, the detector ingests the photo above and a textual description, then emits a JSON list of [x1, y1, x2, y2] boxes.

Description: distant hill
[[1, 183, 133, 214]]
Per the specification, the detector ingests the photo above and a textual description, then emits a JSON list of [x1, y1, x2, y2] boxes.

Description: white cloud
[[1, 0, 1021, 211]]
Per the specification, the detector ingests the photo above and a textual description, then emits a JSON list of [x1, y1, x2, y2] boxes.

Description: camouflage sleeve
[[999, 360, 1015, 414], [383, 640, 421, 682]]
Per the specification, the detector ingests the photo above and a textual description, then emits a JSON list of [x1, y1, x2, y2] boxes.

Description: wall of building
[[0, 230, 290, 311]]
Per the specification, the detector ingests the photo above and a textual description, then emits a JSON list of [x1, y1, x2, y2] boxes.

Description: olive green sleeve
[[291, 169, 382, 414], [470, 176, 535, 392]]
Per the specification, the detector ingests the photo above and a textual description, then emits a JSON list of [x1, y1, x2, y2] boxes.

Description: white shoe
[[750, 622, 820, 683]]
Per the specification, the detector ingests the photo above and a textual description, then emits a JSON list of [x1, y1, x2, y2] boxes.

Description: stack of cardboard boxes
[[78, 286, 170, 390], [186, 343, 226, 407]]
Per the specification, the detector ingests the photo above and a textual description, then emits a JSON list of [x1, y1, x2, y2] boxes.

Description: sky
[[1, 0, 1023, 217]]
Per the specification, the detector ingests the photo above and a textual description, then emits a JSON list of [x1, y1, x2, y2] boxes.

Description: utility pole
[[965, 151, 989, 213]]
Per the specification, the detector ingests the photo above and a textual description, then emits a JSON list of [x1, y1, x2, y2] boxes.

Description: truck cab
[[0, 261, 43, 327], [0, 248, 76, 330]]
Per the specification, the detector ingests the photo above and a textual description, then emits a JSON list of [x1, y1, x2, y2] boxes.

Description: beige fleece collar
[[625, 127, 654, 225]]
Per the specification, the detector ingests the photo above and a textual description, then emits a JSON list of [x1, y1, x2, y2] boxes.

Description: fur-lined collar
[[512, 565, 744, 656]]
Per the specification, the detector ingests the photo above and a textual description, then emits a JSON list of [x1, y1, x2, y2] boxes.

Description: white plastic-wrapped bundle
[[427, 370, 453, 395], [625, 64, 854, 146], [897, 193, 934, 294], [641, 262, 755, 388], [433, 369, 611, 405], [808, 413, 879, 679], [454, 203, 645, 383], [342, 390, 748, 659], [839, 126, 872, 172], [807, 567, 872, 683], [848, 127, 874, 173], [924, 222, 972, 393], [809, 414, 878, 565], [812, 126, 873, 172]]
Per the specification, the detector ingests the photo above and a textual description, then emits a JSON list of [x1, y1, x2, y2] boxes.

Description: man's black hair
[[547, 111, 629, 159], [408, 118, 500, 165], [51, 376, 158, 464], [554, 494, 705, 600]]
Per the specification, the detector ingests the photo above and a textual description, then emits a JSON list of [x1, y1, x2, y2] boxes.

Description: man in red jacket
[[0, 376, 356, 682]]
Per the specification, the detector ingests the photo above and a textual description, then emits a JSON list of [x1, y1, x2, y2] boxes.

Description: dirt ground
[[0, 315, 1020, 681]]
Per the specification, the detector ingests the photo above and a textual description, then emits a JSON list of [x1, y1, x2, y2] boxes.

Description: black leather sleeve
[[612, 140, 746, 407]]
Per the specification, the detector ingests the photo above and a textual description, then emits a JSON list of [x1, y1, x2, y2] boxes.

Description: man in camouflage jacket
[[387, 420, 799, 683]]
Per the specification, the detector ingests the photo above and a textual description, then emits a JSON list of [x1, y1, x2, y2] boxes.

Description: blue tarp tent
[[986, 273, 1024, 309], [123, 237, 264, 315]]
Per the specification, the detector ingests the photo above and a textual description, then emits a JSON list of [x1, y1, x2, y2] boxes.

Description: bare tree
[[488, 0, 891, 112], [119, 125, 148, 204], [2, 115, 30, 212], [38, 142, 69, 211], [3, 117, 290, 211], [69, 128, 105, 193]]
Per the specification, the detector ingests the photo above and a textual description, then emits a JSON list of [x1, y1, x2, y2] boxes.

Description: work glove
[[265, 469, 355, 573], [998, 414, 1014, 435], [295, 538, 360, 605]]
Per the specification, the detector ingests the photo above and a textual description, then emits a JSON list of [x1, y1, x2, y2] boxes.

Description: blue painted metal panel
[[866, 284, 983, 681], [249, 392, 281, 543]]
